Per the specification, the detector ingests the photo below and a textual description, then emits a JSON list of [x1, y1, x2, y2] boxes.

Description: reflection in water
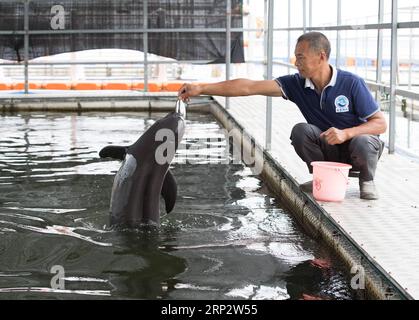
[[226, 284, 290, 300], [0, 112, 357, 299], [285, 259, 354, 300], [107, 229, 187, 299]]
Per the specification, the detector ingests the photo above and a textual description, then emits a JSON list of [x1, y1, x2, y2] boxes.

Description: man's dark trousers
[[290, 123, 384, 182]]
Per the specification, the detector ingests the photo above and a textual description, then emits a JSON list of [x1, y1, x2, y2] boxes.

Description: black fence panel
[[0, 0, 244, 63]]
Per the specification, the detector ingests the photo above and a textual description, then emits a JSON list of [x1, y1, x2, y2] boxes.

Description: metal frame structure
[[265, 0, 274, 150], [225, 0, 232, 110], [1, 0, 419, 154], [143, 0, 149, 93], [264, 0, 419, 154]]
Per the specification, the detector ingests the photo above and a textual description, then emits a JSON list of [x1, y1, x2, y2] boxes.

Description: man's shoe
[[359, 180, 379, 200], [300, 180, 313, 193]]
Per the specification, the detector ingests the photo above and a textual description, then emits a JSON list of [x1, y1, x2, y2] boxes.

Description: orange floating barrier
[[43, 83, 71, 90], [0, 83, 11, 90], [131, 82, 161, 92], [12, 83, 42, 90], [72, 82, 101, 90], [102, 82, 130, 90], [346, 57, 356, 67], [162, 82, 183, 92]]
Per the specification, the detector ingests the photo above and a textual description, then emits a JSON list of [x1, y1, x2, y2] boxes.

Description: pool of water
[[0, 111, 358, 300]]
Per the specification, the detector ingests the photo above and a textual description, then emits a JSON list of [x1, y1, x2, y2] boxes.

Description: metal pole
[[355, 19, 359, 74], [336, 0, 341, 68], [226, 0, 231, 109], [308, 0, 312, 28], [302, 0, 307, 33], [406, 8, 413, 148], [263, 0, 268, 78], [364, 20, 368, 79], [408, 8, 413, 91], [287, 0, 291, 74], [376, 0, 384, 87], [263, 0, 267, 70], [389, 0, 398, 154], [245, 0, 251, 78], [24, 0, 29, 94], [143, 0, 148, 92], [266, 0, 274, 151]]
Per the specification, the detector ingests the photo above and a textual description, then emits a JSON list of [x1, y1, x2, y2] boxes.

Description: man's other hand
[[320, 127, 350, 145]]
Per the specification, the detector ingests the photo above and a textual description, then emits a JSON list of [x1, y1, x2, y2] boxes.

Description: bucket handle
[[336, 168, 350, 185]]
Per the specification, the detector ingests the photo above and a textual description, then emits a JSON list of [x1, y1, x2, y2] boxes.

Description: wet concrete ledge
[[0, 93, 411, 299], [0, 91, 211, 113]]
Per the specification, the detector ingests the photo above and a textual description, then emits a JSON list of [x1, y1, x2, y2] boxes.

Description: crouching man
[[178, 32, 387, 200]]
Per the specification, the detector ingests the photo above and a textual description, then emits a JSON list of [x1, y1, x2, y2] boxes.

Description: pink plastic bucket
[[311, 161, 352, 202]]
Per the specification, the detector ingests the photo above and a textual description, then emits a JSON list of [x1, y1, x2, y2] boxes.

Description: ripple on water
[[163, 212, 233, 232], [0, 218, 112, 247], [226, 284, 290, 300]]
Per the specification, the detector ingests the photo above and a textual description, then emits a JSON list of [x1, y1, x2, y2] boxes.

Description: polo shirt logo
[[335, 95, 349, 113]]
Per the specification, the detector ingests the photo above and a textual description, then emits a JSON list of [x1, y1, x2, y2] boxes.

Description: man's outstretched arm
[[178, 79, 283, 101]]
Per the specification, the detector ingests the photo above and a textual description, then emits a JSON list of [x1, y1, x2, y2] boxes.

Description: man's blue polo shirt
[[275, 66, 379, 132]]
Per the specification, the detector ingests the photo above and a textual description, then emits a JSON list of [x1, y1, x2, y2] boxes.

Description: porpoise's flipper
[[99, 146, 128, 160], [161, 169, 177, 213]]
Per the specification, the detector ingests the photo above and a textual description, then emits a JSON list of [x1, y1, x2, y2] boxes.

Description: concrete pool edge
[[0, 92, 212, 113]]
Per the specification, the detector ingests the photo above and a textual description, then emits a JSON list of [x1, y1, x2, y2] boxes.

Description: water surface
[[0, 111, 357, 300]]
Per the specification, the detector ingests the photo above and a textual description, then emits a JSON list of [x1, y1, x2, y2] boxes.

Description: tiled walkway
[[214, 95, 419, 299]]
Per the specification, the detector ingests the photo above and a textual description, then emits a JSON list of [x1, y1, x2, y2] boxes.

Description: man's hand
[[178, 83, 202, 102], [320, 127, 351, 145]]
